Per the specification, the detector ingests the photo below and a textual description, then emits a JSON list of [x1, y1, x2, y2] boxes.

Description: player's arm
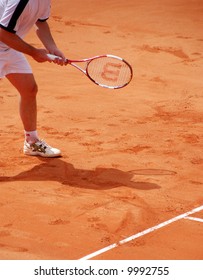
[[0, 27, 51, 62], [35, 20, 66, 65]]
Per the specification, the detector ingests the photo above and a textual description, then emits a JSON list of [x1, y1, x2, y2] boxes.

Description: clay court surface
[[0, 0, 203, 260]]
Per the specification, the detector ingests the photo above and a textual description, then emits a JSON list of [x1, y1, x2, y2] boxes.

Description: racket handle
[[47, 54, 59, 60], [47, 54, 68, 63]]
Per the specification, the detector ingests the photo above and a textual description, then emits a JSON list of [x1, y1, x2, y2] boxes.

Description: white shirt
[[0, 0, 51, 50]]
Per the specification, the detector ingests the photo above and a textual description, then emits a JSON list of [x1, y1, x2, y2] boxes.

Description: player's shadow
[[0, 157, 162, 190]]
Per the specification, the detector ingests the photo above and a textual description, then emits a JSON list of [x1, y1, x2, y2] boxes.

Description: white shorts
[[0, 48, 32, 78]]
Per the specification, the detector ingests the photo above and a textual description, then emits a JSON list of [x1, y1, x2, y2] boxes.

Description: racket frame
[[48, 54, 133, 89]]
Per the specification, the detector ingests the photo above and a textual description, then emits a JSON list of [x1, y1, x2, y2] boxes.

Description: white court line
[[79, 205, 203, 260], [184, 216, 203, 223]]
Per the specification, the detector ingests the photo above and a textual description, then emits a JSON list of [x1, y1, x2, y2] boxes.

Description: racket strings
[[87, 57, 132, 88]]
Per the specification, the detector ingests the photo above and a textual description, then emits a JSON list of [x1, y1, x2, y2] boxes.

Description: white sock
[[25, 130, 39, 144]]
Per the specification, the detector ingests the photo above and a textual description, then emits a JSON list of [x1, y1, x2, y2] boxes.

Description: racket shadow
[[0, 158, 161, 191]]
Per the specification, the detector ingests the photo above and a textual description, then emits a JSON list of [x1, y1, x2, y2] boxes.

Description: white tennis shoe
[[24, 139, 61, 158]]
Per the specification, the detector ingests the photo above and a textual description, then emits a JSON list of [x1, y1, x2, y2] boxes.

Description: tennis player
[[0, 0, 66, 157]]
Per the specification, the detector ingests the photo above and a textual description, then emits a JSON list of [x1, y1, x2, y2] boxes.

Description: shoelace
[[37, 139, 51, 148], [30, 140, 50, 153]]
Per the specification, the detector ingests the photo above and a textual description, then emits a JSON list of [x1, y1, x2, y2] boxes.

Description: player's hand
[[31, 48, 50, 63], [48, 48, 67, 66]]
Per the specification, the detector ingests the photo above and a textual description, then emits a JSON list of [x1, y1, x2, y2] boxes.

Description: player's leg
[[6, 73, 38, 133], [6, 72, 61, 157]]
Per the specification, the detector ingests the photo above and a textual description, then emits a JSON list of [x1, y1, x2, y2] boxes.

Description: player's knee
[[27, 82, 38, 98], [31, 82, 38, 95]]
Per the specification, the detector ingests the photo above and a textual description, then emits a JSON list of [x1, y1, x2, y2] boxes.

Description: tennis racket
[[47, 54, 133, 89]]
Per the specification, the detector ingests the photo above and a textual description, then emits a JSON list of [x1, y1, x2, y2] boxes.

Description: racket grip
[[47, 54, 59, 60], [47, 54, 68, 63]]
